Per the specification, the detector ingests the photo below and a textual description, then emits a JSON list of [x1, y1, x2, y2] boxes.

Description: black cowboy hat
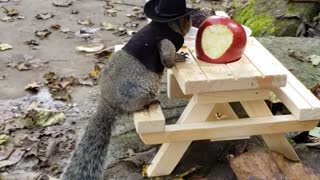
[[144, 0, 196, 22]]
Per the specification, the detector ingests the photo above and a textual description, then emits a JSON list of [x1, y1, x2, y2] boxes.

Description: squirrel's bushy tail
[[60, 103, 118, 180]]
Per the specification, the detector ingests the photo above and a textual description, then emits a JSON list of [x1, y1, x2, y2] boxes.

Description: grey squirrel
[[60, 0, 194, 179]]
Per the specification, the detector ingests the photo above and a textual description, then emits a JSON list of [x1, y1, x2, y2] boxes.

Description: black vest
[[122, 22, 184, 73]]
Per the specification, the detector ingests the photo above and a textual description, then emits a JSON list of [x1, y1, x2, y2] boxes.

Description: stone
[[233, 0, 320, 36]]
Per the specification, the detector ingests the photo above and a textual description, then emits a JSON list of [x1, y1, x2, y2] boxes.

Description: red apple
[[196, 16, 247, 64]]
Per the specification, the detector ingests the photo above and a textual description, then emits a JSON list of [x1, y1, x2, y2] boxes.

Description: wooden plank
[[241, 100, 300, 161], [147, 96, 215, 177], [188, 48, 234, 80], [244, 38, 287, 87], [195, 89, 269, 104], [133, 103, 165, 133], [172, 47, 207, 93], [226, 55, 262, 79], [207, 103, 250, 141], [139, 115, 318, 144], [248, 38, 320, 120], [173, 47, 285, 94], [167, 69, 191, 99], [273, 84, 311, 120]]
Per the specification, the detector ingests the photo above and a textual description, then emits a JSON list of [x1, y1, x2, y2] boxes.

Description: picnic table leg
[[147, 95, 215, 177], [241, 100, 300, 161]]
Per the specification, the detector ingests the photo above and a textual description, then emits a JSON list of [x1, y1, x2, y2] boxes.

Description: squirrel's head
[[168, 15, 192, 36]]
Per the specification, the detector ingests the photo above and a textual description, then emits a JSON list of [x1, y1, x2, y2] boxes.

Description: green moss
[[231, 0, 242, 9], [245, 15, 274, 36], [233, 0, 255, 24]]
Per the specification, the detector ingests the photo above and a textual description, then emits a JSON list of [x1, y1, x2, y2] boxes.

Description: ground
[[0, 0, 320, 179]]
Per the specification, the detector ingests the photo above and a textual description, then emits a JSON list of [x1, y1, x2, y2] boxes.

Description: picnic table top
[[172, 37, 289, 94]]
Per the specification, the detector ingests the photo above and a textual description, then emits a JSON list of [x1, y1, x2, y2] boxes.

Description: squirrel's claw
[[176, 52, 189, 62]]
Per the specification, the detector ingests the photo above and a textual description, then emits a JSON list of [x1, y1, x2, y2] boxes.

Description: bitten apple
[[196, 16, 247, 64]]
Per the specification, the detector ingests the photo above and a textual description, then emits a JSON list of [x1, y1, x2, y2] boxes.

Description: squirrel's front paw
[[176, 52, 189, 62]]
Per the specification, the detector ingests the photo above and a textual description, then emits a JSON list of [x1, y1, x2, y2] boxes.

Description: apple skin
[[196, 16, 247, 64]]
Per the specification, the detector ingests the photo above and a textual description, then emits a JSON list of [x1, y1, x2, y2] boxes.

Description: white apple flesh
[[196, 16, 247, 64]]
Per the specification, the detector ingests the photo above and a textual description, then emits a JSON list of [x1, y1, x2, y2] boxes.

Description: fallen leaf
[[0, 134, 9, 145], [25, 39, 40, 46], [17, 15, 25, 20], [78, 78, 97, 86], [52, 0, 73, 7], [101, 22, 116, 31], [60, 28, 72, 33], [113, 27, 127, 36], [25, 107, 65, 127], [89, 64, 102, 80], [311, 83, 320, 100], [75, 27, 100, 38], [288, 49, 307, 62], [43, 72, 59, 83], [105, 9, 117, 17], [25, 82, 43, 93], [0, 16, 13, 22], [35, 29, 52, 39], [3, 8, 18, 16], [0, 148, 25, 168], [0, 43, 13, 51], [123, 21, 138, 28], [76, 43, 104, 53], [176, 165, 202, 179], [50, 24, 61, 30], [35, 12, 54, 20], [77, 19, 94, 26], [16, 62, 30, 71], [268, 91, 281, 104], [307, 54, 320, 66], [94, 46, 114, 59], [59, 76, 79, 88], [51, 89, 72, 102]]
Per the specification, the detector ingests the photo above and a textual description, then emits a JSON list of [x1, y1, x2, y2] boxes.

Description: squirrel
[[60, 0, 194, 179]]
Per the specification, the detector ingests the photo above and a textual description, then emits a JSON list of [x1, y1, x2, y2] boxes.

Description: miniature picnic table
[[133, 12, 320, 177]]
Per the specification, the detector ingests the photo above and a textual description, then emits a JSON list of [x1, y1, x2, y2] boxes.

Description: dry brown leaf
[[52, 0, 73, 7], [35, 12, 54, 20], [43, 72, 59, 83], [0, 43, 13, 51], [89, 64, 102, 80], [77, 19, 94, 26], [16, 62, 30, 71], [3, 8, 19, 16], [76, 43, 104, 53], [50, 24, 61, 30], [25, 82, 43, 92], [94, 46, 114, 59], [311, 83, 320, 100], [35, 29, 52, 39], [25, 39, 40, 46], [101, 22, 116, 31], [105, 9, 117, 17]]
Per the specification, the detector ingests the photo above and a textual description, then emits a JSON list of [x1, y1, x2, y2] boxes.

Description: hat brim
[[144, 0, 196, 23]]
